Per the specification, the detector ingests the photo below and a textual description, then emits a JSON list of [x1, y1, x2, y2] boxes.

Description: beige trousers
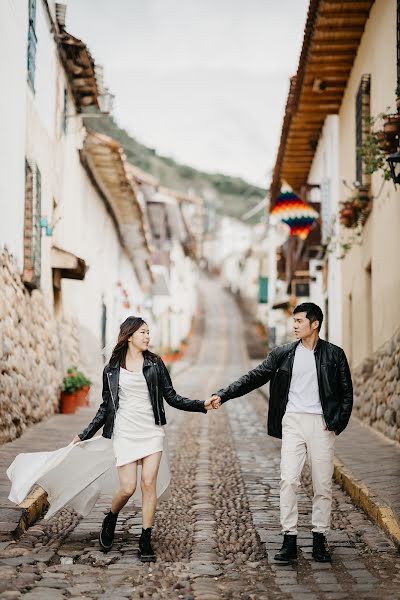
[[280, 412, 335, 535]]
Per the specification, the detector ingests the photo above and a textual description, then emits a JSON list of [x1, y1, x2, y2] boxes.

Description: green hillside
[[85, 115, 266, 222]]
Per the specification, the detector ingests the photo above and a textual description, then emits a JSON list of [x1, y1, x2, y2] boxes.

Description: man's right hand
[[72, 435, 81, 444]]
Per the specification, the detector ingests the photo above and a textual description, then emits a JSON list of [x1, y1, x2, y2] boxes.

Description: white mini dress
[[7, 367, 171, 519], [113, 367, 165, 467]]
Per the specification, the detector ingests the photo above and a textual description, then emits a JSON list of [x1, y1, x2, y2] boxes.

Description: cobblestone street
[[0, 277, 399, 600]]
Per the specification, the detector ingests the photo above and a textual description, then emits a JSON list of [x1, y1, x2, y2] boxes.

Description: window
[[320, 177, 331, 245], [355, 75, 371, 185], [27, 0, 37, 91], [397, 0, 400, 89], [293, 281, 310, 298], [259, 276, 269, 303], [365, 263, 372, 356], [23, 161, 42, 289], [101, 300, 107, 360]]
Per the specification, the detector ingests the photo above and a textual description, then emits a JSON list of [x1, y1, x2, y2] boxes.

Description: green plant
[[339, 185, 372, 230], [357, 114, 396, 181], [63, 367, 91, 393]]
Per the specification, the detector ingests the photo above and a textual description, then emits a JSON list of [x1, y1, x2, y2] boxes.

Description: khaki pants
[[280, 412, 335, 535]]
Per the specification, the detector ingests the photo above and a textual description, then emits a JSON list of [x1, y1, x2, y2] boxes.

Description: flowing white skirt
[[7, 434, 171, 520]]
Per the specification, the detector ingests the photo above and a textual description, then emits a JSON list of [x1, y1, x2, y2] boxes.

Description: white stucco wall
[[0, 0, 28, 264], [169, 241, 197, 350], [338, 0, 400, 366], [308, 115, 342, 345]]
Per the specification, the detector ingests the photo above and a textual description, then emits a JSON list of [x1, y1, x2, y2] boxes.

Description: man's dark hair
[[293, 302, 323, 332]]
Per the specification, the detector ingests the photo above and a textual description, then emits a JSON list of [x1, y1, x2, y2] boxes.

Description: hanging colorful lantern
[[271, 191, 319, 240]]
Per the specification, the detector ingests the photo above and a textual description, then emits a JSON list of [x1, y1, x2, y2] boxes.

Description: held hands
[[204, 395, 222, 411]]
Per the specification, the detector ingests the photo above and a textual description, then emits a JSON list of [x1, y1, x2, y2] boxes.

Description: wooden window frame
[[23, 160, 42, 289], [355, 74, 371, 186]]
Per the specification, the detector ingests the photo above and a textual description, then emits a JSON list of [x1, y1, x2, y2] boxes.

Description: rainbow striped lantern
[[271, 191, 319, 240]]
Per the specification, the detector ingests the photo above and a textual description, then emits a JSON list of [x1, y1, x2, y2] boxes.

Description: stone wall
[[353, 327, 400, 443], [0, 250, 80, 443]]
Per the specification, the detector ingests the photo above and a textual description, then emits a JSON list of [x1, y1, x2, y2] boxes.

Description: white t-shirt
[[286, 342, 322, 414]]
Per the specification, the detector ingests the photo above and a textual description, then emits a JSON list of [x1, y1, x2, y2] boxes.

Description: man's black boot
[[138, 527, 156, 562], [274, 534, 298, 562], [99, 510, 118, 552], [312, 532, 332, 562]]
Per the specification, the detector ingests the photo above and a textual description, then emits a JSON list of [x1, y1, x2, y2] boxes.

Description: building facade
[[269, 0, 400, 442]]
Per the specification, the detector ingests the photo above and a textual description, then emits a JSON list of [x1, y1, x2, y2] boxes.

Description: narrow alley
[[0, 277, 399, 600]]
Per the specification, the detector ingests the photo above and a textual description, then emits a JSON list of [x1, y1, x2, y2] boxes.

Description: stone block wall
[[0, 250, 79, 444], [353, 327, 400, 443]]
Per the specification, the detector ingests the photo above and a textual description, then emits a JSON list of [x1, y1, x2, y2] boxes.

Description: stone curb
[[333, 458, 400, 550], [256, 385, 400, 550], [14, 486, 48, 539]]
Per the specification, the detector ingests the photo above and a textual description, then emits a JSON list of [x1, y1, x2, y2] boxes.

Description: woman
[[71, 316, 213, 562]]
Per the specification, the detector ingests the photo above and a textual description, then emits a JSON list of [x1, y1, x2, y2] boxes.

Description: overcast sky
[[66, 0, 309, 187]]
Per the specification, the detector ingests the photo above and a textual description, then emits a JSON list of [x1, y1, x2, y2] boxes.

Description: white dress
[[7, 368, 171, 519], [113, 367, 165, 467]]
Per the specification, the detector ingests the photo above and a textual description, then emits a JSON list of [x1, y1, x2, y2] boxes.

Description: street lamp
[[97, 89, 115, 115], [387, 151, 400, 185]]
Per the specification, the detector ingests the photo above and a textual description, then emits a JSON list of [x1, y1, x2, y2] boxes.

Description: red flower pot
[[383, 115, 400, 137], [61, 392, 77, 414], [75, 388, 88, 407], [82, 385, 90, 406]]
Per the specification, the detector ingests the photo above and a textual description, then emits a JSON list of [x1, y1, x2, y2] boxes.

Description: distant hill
[[85, 115, 266, 222]]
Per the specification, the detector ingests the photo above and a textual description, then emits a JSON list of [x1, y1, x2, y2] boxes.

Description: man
[[210, 303, 352, 563]]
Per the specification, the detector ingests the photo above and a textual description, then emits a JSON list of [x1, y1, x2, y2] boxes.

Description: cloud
[[66, 0, 308, 185]]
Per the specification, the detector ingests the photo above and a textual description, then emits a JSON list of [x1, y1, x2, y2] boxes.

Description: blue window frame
[[27, 0, 37, 91]]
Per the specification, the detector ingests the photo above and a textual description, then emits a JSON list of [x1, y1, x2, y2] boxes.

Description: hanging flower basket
[[376, 131, 397, 153], [383, 114, 400, 137], [339, 187, 371, 229]]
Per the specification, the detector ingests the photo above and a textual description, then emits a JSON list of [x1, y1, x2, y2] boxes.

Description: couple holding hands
[[9, 302, 352, 565]]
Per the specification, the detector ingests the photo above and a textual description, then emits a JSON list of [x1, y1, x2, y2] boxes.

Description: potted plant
[[61, 368, 79, 414], [358, 117, 393, 180], [81, 374, 92, 404], [339, 186, 372, 230], [383, 113, 400, 137], [75, 370, 92, 407], [339, 201, 357, 228]]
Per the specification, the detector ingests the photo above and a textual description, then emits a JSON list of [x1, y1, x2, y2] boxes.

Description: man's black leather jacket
[[217, 339, 353, 438], [78, 352, 207, 441]]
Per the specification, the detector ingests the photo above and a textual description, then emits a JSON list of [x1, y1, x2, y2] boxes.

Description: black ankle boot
[[312, 532, 332, 562], [274, 534, 298, 562], [138, 527, 156, 562], [99, 510, 118, 552]]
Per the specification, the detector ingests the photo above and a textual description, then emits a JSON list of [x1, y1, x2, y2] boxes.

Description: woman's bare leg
[[141, 452, 162, 528], [111, 462, 138, 513]]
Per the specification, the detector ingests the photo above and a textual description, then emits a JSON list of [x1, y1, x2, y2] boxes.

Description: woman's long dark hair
[[109, 316, 156, 367]]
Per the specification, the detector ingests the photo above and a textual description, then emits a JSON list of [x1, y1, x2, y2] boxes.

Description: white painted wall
[[0, 0, 28, 264], [54, 147, 146, 382], [339, 0, 400, 365], [203, 216, 253, 270], [169, 241, 197, 349], [308, 115, 342, 345]]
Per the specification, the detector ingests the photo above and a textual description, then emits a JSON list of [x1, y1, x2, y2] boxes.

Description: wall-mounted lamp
[[40, 217, 53, 236], [387, 152, 400, 186]]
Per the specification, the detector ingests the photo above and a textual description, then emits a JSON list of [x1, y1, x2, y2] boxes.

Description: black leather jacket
[[217, 339, 353, 439], [78, 352, 207, 441]]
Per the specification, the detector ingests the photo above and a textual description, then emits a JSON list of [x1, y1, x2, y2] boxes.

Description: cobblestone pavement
[[0, 277, 399, 599]]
